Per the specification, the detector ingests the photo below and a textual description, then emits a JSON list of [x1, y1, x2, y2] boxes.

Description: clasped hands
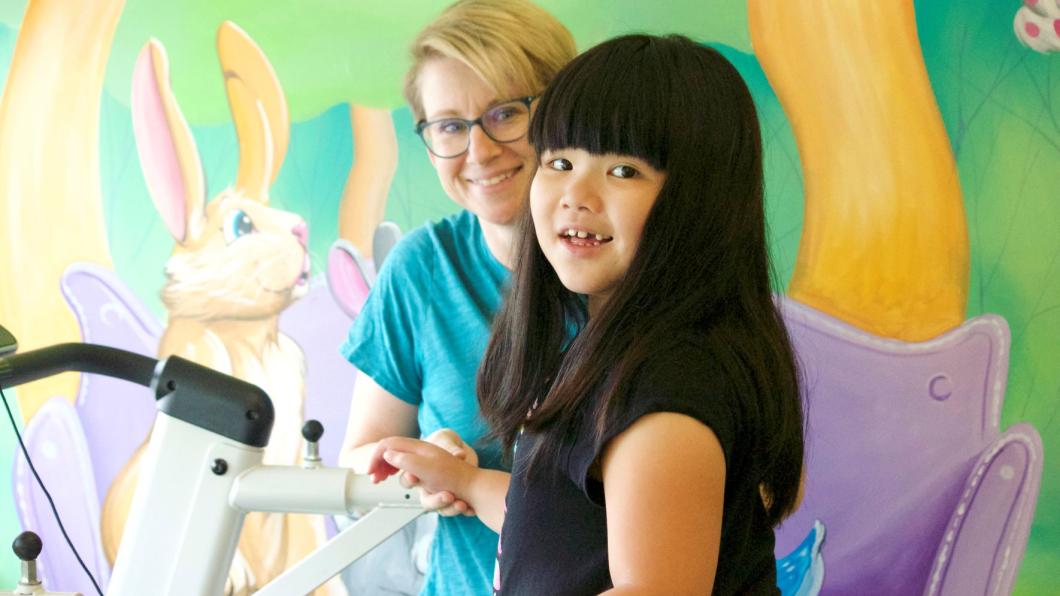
[[368, 429, 479, 517]]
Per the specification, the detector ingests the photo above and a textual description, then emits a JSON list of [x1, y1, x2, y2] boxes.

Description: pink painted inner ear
[[131, 45, 187, 242], [1054, 18, 1059, 36], [327, 245, 371, 319], [1025, 22, 1041, 37]]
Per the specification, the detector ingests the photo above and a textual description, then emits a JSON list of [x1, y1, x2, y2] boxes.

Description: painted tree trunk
[[0, 0, 123, 419], [339, 104, 397, 258], [749, 0, 968, 341]]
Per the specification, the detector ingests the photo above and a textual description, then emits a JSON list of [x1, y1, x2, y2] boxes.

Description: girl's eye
[[223, 209, 254, 244], [610, 165, 638, 179], [547, 158, 572, 171]]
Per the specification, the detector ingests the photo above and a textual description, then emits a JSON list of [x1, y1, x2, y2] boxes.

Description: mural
[[97, 22, 354, 594], [0, 0, 1055, 594], [750, 3, 1035, 594]]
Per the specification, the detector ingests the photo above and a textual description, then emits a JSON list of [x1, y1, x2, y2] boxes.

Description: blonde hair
[[404, 0, 576, 121]]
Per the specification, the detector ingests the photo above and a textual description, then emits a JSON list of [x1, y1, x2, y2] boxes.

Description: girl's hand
[[366, 436, 479, 516], [417, 429, 479, 516]]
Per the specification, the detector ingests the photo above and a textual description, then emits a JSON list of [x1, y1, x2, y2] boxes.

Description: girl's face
[[530, 148, 666, 314], [417, 56, 537, 229]]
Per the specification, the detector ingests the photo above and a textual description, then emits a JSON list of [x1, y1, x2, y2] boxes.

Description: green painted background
[[0, 0, 1056, 593]]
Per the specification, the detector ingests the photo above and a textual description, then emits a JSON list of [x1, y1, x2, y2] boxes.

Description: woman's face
[[417, 56, 536, 228]]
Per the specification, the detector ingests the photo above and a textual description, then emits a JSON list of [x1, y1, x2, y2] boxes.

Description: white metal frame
[[105, 412, 422, 596]]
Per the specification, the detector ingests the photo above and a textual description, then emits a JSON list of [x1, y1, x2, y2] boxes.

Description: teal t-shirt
[[341, 209, 509, 595]]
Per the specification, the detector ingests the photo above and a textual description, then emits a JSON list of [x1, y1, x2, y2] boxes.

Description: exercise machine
[[0, 324, 423, 595]]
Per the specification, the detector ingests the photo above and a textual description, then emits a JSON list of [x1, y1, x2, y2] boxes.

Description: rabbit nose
[[292, 222, 308, 248]]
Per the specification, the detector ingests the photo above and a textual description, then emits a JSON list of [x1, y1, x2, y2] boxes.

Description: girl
[[369, 34, 805, 595]]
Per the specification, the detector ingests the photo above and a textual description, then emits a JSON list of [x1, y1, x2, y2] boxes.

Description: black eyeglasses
[[415, 96, 535, 158]]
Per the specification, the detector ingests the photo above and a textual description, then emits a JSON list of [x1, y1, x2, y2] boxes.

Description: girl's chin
[[553, 275, 604, 298]]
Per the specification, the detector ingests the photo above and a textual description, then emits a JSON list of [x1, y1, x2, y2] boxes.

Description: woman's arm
[[598, 412, 726, 595], [339, 371, 420, 473], [339, 372, 476, 515], [369, 436, 511, 532]]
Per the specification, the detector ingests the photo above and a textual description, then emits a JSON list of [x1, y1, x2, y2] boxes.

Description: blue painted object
[[776, 520, 825, 596]]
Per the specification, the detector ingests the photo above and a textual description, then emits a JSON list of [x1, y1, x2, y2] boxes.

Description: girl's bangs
[[530, 37, 670, 171]]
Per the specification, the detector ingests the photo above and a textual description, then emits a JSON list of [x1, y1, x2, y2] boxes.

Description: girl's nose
[[562, 176, 601, 213]]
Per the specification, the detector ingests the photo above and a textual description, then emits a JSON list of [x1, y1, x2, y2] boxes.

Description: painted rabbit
[[100, 21, 343, 595]]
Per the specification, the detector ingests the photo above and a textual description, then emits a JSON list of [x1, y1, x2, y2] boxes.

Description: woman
[[338, 1, 576, 594]]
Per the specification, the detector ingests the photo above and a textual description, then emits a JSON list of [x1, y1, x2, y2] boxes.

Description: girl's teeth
[[564, 228, 612, 241]]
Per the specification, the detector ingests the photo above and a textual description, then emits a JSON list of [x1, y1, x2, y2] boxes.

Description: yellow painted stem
[[749, 0, 968, 341], [339, 105, 397, 258], [0, 0, 124, 419]]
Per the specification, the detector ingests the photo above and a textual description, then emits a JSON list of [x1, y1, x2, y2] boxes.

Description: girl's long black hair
[[478, 34, 804, 524]]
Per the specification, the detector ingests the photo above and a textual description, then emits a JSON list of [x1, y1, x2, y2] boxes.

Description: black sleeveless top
[[493, 336, 779, 595]]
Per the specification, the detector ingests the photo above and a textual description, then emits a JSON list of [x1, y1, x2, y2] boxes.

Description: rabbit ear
[[327, 239, 373, 319], [216, 21, 289, 202], [131, 40, 206, 244]]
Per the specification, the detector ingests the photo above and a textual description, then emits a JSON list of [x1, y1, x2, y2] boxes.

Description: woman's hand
[[367, 434, 479, 516]]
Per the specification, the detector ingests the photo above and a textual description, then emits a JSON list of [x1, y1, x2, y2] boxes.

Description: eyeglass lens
[[421, 100, 531, 157]]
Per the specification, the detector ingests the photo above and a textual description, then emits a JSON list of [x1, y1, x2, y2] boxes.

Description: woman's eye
[[610, 165, 638, 179], [547, 158, 572, 171], [489, 107, 518, 122], [223, 209, 254, 244], [437, 120, 467, 135]]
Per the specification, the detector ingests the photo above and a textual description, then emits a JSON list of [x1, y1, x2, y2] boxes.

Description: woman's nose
[[466, 125, 502, 163]]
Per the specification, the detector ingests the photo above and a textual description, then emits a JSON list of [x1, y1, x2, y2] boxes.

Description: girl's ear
[[216, 20, 289, 203], [131, 40, 206, 244]]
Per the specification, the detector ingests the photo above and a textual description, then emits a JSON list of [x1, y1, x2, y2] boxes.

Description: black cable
[[0, 383, 104, 596]]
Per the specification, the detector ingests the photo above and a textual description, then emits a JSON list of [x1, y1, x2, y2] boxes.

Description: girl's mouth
[[559, 228, 613, 247]]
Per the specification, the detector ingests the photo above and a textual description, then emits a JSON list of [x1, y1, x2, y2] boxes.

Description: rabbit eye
[[223, 209, 255, 244]]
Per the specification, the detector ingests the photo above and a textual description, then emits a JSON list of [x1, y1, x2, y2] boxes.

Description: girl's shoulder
[[610, 333, 744, 450], [632, 332, 723, 395]]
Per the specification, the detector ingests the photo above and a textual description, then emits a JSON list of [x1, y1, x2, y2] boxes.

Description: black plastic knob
[[302, 419, 324, 443], [12, 531, 41, 562]]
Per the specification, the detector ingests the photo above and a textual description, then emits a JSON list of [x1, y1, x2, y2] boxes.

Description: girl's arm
[[369, 436, 511, 532], [599, 412, 726, 595]]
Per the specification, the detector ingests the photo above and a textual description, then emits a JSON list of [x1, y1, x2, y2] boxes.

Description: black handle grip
[[0, 343, 157, 388]]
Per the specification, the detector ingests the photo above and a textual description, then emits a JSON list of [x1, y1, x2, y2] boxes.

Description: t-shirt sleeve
[[339, 228, 433, 406], [567, 345, 739, 505]]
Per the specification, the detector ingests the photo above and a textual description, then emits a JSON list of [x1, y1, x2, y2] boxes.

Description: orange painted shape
[[0, 0, 125, 420], [749, 0, 968, 341]]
